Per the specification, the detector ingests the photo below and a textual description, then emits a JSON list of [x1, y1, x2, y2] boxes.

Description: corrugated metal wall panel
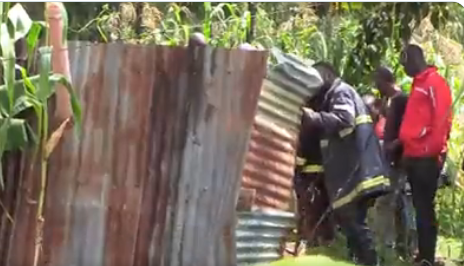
[[0, 41, 268, 266], [257, 79, 304, 133], [236, 210, 295, 265], [241, 66, 321, 211], [241, 117, 295, 210]]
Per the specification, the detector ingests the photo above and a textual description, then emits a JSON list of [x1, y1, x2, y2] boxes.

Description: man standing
[[293, 93, 335, 250], [373, 66, 417, 260], [302, 62, 390, 266], [399, 45, 452, 266], [374, 66, 409, 164]]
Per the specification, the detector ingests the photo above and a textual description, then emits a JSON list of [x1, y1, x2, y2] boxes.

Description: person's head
[[238, 43, 255, 50], [400, 44, 427, 77], [188, 32, 207, 47], [373, 66, 396, 98], [313, 61, 339, 92]]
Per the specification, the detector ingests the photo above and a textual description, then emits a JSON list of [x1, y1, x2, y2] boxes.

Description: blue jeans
[[372, 168, 416, 257], [396, 189, 417, 257]]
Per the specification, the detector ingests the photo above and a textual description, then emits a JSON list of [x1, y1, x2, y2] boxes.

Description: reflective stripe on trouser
[[302, 164, 324, 174], [296, 156, 306, 166]]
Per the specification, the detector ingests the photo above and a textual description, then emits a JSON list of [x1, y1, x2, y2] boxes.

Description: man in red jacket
[[399, 44, 452, 266]]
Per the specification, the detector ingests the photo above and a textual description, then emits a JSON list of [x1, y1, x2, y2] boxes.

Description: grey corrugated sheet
[[259, 60, 322, 133], [240, 57, 322, 211], [1, 41, 268, 266], [236, 210, 295, 265]]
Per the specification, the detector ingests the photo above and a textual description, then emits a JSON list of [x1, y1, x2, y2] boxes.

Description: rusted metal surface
[[0, 151, 31, 266], [240, 65, 322, 211], [241, 116, 295, 210], [236, 209, 295, 265], [0, 111, 44, 266], [0, 41, 267, 266]]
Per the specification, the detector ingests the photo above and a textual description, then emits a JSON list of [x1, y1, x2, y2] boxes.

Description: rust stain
[[241, 116, 297, 210]]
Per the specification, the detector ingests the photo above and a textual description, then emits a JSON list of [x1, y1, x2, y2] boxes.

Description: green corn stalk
[[0, 2, 82, 253], [0, 7, 17, 190], [202, 2, 212, 41]]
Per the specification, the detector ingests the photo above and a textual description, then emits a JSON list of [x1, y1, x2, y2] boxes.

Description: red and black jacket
[[399, 66, 452, 158]]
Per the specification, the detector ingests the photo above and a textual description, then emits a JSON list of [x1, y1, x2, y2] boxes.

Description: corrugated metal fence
[[0, 41, 267, 266], [240, 66, 321, 211]]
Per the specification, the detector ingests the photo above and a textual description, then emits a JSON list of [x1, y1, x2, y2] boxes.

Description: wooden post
[[46, 2, 72, 128]]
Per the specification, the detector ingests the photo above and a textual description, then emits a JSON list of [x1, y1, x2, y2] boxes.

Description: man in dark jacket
[[294, 93, 335, 249], [374, 67, 409, 166], [302, 62, 390, 266], [399, 45, 452, 266]]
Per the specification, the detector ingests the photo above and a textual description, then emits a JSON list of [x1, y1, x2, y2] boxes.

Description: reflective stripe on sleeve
[[332, 175, 390, 209], [338, 114, 373, 138], [296, 157, 306, 166]]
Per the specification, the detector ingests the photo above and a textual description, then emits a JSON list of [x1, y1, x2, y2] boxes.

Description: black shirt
[[383, 91, 408, 165]]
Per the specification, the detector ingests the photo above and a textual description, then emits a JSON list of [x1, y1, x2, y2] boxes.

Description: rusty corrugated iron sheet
[[0, 111, 44, 266], [0, 151, 32, 266], [241, 115, 295, 210], [0, 41, 267, 266], [241, 63, 322, 211]]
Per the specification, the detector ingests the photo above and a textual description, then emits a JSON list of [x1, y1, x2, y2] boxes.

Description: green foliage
[[316, 3, 457, 92], [256, 255, 358, 266], [0, 3, 81, 189], [94, 3, 456, 94]]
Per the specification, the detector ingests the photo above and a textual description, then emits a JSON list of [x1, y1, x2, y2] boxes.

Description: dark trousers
[[404, 157, 442, 264], [334, 198, 378, 266], [294, 174, 335, 245]]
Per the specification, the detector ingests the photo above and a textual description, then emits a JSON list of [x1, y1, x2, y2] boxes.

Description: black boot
[[357, 248, 378, 266]]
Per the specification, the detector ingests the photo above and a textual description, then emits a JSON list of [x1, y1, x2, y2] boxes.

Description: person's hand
[[302, 107, 316, 118], [366, 197, 376, 208], [385, 139, 400, 152]]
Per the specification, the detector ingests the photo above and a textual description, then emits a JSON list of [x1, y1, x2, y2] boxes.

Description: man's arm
[[399, 87, 429, 144], [383, 99, 397, 145], [428, 79, 452, 154], [302, 89, 355, 136]]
